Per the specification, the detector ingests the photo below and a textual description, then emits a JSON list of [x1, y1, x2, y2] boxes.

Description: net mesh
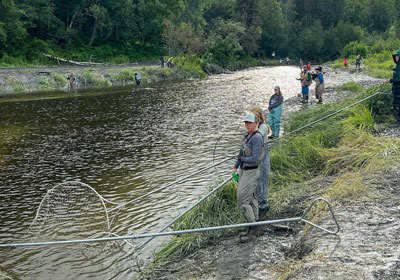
[[26, 181, 109, 242]]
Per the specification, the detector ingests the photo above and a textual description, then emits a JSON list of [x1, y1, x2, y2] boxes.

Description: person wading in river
[[250, 106, 271, 221], [232, 112, 265, 242]]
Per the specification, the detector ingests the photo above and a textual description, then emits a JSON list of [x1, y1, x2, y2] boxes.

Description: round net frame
[[26, 181, 110, 242]]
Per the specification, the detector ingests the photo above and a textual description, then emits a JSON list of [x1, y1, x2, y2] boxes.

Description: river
[[0, 66, 381, 279]]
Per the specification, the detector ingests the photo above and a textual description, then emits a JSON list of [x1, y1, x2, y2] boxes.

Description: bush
[[82, 69, 110, 87], [174, 55, 207, 78], [117, 68, 135, 82], [37, 76, 54, 90], [51, 73, 67, 88], [13, 85, 25, 92], [342, 41, 368, 58]]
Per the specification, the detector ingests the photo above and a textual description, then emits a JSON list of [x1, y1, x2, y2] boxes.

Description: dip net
[[26, 181, 110, 242]]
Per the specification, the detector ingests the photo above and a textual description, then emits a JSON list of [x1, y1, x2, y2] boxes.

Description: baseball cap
[[243, 113, 257, 122]]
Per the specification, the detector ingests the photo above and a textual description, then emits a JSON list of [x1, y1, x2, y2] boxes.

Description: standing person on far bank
[[356, 55, 362, 70], [313, 66, 324, 104], [386, 50, 400, 126], [232, 113, 264, 242], [268, 86, 283, 139]]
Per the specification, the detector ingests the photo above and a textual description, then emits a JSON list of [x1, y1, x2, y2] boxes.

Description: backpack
[[305, 72, 312, 86]]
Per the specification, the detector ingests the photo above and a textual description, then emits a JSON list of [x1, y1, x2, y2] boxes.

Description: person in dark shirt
[[386, 50, 400, 126], [267, 86, 284, 138], [135, 73, 142, 86]]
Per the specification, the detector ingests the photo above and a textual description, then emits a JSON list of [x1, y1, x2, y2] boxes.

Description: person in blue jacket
[[268, 86, 283, 139]]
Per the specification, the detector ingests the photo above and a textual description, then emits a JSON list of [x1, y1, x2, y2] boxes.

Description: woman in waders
[[232, 112, 265, 242], [250, 106, 271, 220]]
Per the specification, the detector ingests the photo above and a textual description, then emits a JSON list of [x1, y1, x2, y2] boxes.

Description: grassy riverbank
[[332, 50, 396, 79], [142, 83, 400, 277]]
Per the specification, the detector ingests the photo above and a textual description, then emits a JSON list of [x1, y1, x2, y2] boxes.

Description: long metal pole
[[0, 198, 340, 248]]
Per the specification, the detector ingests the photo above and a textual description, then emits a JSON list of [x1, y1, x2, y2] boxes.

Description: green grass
[[82, 69, 111, 87], [339, 81, 363, 92]]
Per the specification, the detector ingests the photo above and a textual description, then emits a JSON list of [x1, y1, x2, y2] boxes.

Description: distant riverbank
[[0, 61, 203, 94]]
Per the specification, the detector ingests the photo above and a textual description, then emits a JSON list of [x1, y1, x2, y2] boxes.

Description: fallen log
[[42, 53, 103, 66]]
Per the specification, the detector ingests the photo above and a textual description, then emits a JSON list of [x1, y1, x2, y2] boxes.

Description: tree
[[205, 18, 245, 67], [366, 0, 394, 32], [162, 19, 204, 56], [0, 0, 27, 54]]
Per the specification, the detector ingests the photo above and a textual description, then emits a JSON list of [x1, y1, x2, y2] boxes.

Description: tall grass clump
[[152, 181, 241, 265], [37, 76, 54, 90], [51, 73, 67, 88], [343, 105, 375, 131], [339, 81, 363, 92], [323, 125, 400, 175], [363, 83, 396, 124], [117, 68, 135, 83], [82, 69, 111, 87]]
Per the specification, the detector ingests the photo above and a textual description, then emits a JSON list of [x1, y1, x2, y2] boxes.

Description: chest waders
[[268, 104, 282, 137], [255, 133, 270, 212], [237, 132, 265, 223]]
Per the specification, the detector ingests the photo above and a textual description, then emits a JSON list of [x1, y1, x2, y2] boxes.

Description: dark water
[[0, 67, 302, 279]]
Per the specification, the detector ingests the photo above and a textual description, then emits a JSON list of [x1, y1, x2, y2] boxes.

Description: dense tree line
[[0, 0, 399, 66]]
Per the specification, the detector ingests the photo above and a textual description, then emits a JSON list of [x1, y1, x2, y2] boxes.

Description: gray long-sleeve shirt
[[234, 132, 263, 169]]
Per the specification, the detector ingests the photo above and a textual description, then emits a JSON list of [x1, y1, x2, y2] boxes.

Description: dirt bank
[[0, 62, 198, 94]]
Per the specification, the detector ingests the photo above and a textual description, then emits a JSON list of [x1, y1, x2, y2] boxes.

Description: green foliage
[[117, 68, 135, 82], [363, 50, 395, 78], [339, 81, 363, 92], [342, 41, 368, 58], [344, 106, 376, 131], [82, 69, 110, 87], [37, 76, 54, 90], [51, 73, 67, 88], [13, 85, 25, 92], [205, 18, 245, 68], [174, 55, 206, 78]]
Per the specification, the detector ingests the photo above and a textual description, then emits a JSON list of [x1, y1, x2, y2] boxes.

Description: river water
[[0, 66, 380, 279]]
